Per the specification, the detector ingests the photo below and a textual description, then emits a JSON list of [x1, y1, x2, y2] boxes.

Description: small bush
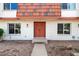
[[0, 28, 4, 38]]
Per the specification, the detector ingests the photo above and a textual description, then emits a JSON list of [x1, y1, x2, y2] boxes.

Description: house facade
[[0, 3, 79, 40]]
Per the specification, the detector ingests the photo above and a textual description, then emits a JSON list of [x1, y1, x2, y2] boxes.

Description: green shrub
[[0, 28, 4, 38]]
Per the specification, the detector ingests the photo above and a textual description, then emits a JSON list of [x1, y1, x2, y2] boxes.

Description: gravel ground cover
[[46, 40, 79, 56], [0, 40, 33, 56]]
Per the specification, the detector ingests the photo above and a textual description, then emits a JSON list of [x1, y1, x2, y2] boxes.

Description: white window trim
[[8, 23, 21, 35], [57, 23, 71, 35]]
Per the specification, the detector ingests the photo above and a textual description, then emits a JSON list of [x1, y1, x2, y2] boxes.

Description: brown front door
[[34, 22, 46, 37]]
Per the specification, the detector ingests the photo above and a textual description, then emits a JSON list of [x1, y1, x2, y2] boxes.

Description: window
[[57, 23, 70, 34], [61, 3, 76, 10], [4, 3, 18, 10], [11, 3, 18, 10], [58, 24, 63, 34], [9, 23, 21, 34], [61, 3, 67, 9], [4, 3, 10, 10]]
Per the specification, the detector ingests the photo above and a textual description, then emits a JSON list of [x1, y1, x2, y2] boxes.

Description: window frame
[[61, 3, 68, 10], [4, 3, 18, 10], [57, 23, 63, 34], [57, 23, 71, 35], [8, 23, 21, 35], [61, 3, 76, 10], [4, 3, 10, 10]]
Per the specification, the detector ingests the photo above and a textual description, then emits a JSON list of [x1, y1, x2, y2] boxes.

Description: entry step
[[32, 37, 48, 44]]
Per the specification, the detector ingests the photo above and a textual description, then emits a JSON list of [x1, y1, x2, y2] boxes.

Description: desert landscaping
[[0, 40, 33, 56], [46, 40, 79, 56], [0, 40, 79, 56]]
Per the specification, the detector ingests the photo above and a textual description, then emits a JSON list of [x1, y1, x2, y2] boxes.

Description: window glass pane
[[16, 24, 20, 28], [68, 3, 76, 10], [67, 3, 70, 9], [64, 23, 70, 34], [9, 24, 14, 34], [57, 24, 63, 34], [9, 23, 21, 34], [11, 3, 18, 10], [61, 3, 67, 9], [4, 3, 10, 10], [15, 24, 21, 34], [61, 3, 76, 10]]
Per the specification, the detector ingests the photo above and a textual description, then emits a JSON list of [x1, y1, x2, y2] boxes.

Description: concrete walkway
[[31, 44, 48, 56]]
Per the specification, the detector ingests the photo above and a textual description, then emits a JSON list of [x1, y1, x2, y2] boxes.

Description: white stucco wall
[[0, 20, 79, 40], [46, 20, 79, 40], [0, 3, 3, 17], [76, 3, 79, 16], [61, 4, 79, 17], [0, 3, 79, 40], [0, 20, 34, 40], [1, 11, 17, 18], [61, 10, 77, 17], [0, 3, 17, 18]]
